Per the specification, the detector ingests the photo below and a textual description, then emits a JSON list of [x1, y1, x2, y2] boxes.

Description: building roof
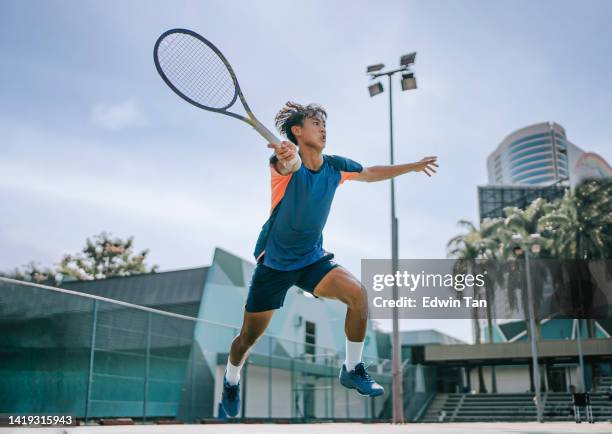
[[598, 319, 612, 336], [400, 329, 466, 346], [498, 320, 527, 341], [424, 338, 612, 366], [63, 267, 208, 317]]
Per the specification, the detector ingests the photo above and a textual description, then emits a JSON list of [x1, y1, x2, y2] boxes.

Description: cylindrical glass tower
[[487, 122, 579, 185]]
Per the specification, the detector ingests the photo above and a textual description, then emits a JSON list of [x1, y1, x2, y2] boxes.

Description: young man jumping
[[221, 102, 438, 417]]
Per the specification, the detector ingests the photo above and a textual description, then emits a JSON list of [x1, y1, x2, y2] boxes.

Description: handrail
[[413, 391, 436, 422]]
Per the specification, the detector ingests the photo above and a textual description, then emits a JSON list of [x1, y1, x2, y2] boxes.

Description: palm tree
[[448, 179, 611, 393], [494, 198, 557, 340], [539, 180, 612, 260], [449, 200, 556, 394], [539, 179, 612, 337], [447, 218, 503, 393]]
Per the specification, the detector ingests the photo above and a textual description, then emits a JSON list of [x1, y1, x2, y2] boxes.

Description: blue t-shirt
[[254, 154, 363, 271]]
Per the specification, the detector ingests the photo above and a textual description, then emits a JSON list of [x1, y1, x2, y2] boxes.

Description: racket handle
[[252, 118, 302, 172]]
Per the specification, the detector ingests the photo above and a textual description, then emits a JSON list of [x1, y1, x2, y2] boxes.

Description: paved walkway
[[1, 422, 611, 434]]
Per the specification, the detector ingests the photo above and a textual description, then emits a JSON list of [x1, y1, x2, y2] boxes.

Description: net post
[[346, 384, 350, 419], [330, 357, 335, 419], [143, 312, 151, 423], [241, 359, 248, 419], [85, 299, 98, 423], [268, 336, 272, 420]]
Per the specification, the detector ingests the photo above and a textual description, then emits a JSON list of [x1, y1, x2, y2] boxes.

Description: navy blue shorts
[[245, 253, 339, 312]]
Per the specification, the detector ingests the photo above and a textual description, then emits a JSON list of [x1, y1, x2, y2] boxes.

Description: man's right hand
[[267, 141, 298, 162], [268, 141, 300, 174]]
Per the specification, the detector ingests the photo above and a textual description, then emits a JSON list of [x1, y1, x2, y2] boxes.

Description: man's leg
[[313, 266, 368, 342], [228, 259, 295, 383], [221, 309, 275, 417], [313, 267, 383, 397], [229, 309, 275, 369]]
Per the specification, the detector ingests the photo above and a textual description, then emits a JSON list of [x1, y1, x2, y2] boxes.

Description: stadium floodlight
[[400, 52, 416, 67], [364, 50, 418, 424], [367, 63, 385, 73], [401, 72, 417, 91], [368, 82, 384, 97]]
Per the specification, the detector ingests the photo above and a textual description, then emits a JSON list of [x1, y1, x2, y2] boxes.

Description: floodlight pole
[[388, 73, 404, 425], [525, 248, 543, 423], [370, 65, 409, 424], [368, 59, 415, 423]]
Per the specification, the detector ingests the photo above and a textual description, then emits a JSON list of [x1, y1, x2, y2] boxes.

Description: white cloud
[[90, 99, 146, 130], [0, 118, 271, 269]]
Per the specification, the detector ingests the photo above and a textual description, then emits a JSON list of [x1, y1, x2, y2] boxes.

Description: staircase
[[596, 375, 612, 393], [420, 393, 459, 422], [544, 392, 612, 421], [452, 393, 537, 422], [420, 389, 612, 422]]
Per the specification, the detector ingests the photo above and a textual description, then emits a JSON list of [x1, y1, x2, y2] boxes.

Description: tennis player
[[221, 102, 438, 417]]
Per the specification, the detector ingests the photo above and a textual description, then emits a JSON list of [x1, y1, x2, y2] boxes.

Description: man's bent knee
[[342, 284, 368, 309], [238, 330, 262, 348]]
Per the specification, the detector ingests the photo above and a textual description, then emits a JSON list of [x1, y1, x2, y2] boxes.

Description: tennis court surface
[[2, 422, 611, 434]]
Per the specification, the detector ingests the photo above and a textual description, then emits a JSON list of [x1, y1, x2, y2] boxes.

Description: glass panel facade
[[507, 133, 549, 150], [514, 168, 555, 182], [510, 146, 552, 164], [510, 160, 553, 176], [524, 175, 556, 185], [508, 139, 551, 157], [478, 185, 567, 220]]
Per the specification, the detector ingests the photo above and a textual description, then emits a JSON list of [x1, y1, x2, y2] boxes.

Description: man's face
[[293, 115, 326, 150]]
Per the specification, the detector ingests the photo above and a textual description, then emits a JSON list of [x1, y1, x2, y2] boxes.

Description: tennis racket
[[153, 28, 301, 171]]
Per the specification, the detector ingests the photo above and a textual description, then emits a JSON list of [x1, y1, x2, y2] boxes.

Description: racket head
[[153, 29, 242, 113]]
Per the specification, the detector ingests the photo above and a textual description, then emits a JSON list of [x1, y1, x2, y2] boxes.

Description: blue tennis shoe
[[339, 362, 384, 397], [221, 372, 241, 417]]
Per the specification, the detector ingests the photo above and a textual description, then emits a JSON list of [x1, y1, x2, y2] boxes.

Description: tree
[[539, 179, 612, 260], [58, 232, 158, 280], [0, 261, 57, 285], [447, 218, 503, 393], [495, 198, 557, 340], [448, 179, 611, 393], [539, 179, 612, 337]]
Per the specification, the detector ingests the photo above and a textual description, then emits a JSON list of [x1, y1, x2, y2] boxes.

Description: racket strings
[[157, 33, 236, 109], [163, 35, 229, 106], [164, 35, 229, 106]]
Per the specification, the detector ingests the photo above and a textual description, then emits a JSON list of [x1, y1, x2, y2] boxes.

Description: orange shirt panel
[[270, 165, 293, 212], [340, 171, 360, 185]]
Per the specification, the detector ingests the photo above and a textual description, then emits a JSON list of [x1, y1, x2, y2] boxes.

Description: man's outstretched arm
[[355, 156, 438, 182]]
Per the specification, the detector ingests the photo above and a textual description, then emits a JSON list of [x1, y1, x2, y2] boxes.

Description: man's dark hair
[[274, 101, 327, 145]]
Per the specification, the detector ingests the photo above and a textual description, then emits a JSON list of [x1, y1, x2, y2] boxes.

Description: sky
[[1, 0, 611, 343]]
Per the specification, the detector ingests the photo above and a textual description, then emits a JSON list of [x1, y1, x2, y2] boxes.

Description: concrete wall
[[468, 365, 582, 393], [469, 365, 532, 393]]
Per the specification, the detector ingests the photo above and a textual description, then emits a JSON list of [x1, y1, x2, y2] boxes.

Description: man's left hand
[[412, 156, 438, 176]]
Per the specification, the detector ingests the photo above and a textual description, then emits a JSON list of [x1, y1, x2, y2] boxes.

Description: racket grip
[[252, 118, 301, 172]]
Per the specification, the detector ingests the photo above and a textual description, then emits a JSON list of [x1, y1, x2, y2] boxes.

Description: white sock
[[345, 338, 364, 371], [225, 359, 243, 385]]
